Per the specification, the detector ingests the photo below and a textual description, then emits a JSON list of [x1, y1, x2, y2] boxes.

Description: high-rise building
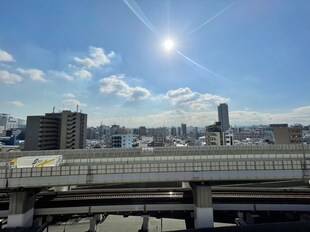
[[24, 110, 87, 151], [218, 103, 230, 132], [171, 127, 177, 136], [181, 123, 187, 138], [177, 127, 181, 137]]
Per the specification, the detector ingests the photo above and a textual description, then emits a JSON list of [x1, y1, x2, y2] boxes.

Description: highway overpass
[[0, 144, 309, 230]]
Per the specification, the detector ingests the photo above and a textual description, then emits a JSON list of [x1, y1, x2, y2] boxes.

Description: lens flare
[[163, 39, 175, 51]]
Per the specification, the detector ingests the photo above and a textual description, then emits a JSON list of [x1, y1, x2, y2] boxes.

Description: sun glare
[[163, 39, 175, 51]]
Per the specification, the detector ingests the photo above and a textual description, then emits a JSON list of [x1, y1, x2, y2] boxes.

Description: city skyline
[[1, 1, 310, 127]]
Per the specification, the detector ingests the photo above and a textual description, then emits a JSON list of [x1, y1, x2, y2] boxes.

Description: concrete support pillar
[[139, 215, 149, 232], [7, 190, 37, 228], [89, 214, 101, 232], [191, 183, 213, 229], [89, 216, 96, 232]]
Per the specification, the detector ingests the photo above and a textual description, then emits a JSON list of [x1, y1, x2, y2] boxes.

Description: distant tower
[[181, 123, 187, 138], [171, 127, 177, 136], [218, 103, 230, 132]]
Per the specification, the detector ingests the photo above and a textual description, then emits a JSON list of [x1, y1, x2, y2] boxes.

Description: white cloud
[[62, 99, 87, 108], [73, 46, 115, 69], [95, 109, 217, 127], [63, 93, 75, 98], [74, 69, 92, 80], [0, 49, 14, 62], [229, 106, 310, 125], [17, 68, 46, 82], [99, 75, 151, 101], [49, 71, 74, 81], [6, 101, 24, 107], [165, 87, 229, 111], [0, 70, 22, 85]]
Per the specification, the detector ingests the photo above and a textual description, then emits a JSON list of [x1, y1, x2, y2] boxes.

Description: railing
[[1, 153, 309, 179], [1, 144, 310, 161]]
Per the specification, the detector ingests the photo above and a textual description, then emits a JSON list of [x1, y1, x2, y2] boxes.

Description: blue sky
[[0, 0, 310, 127]]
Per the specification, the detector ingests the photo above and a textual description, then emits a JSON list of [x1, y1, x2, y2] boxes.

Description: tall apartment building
[[24, 110, 87, 151], [218, 103, 230, 132], [181, 123, 187, 138], [273, 127, 302, 144]]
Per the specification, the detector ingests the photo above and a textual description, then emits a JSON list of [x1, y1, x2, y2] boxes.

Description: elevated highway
[[0, 144, 309, 188], [0, 144, 309, 229]]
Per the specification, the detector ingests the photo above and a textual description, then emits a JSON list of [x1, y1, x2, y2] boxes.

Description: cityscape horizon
[[1, 108, 310, 129]]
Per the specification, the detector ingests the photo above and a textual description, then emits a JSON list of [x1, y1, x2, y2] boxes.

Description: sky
[[0, 0, 310, 127]]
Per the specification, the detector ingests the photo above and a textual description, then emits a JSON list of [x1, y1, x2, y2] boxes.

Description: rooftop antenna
[[76, 105, 79, 112], [52, 106, 55, 113]]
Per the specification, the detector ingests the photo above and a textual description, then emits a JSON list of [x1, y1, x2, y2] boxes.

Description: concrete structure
[[177, 127, 181, 137], [171, 127, 177, 136], [181, 123, 187, 138], [0, 126, 4, 136], [24, 110, 87, 150], [152, 127, 166, 147], [223, 131, 234, 145], [218, 103, 230, 132], [0, 114, 18, 130], [206, 131, 233, 146], [2, 145, 309, 189], [191, 183, 214, 228], [0, 145, 310, 228], [111, 134, 133, 148], [270, 124, 289, 128], [274, 127, 302, 144], [206, 132, 221, 146], [207, 122, 222, 133], [7, 190, 37, 228]]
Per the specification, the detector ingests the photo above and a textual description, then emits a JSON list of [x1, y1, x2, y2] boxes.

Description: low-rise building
[[111, 134, 133, 148]]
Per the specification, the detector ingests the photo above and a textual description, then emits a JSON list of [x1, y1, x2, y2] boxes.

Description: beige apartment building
[[24, 110, 87, 151]]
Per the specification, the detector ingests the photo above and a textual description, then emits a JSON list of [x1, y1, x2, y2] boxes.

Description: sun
[[163, 39, 175, 51]]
